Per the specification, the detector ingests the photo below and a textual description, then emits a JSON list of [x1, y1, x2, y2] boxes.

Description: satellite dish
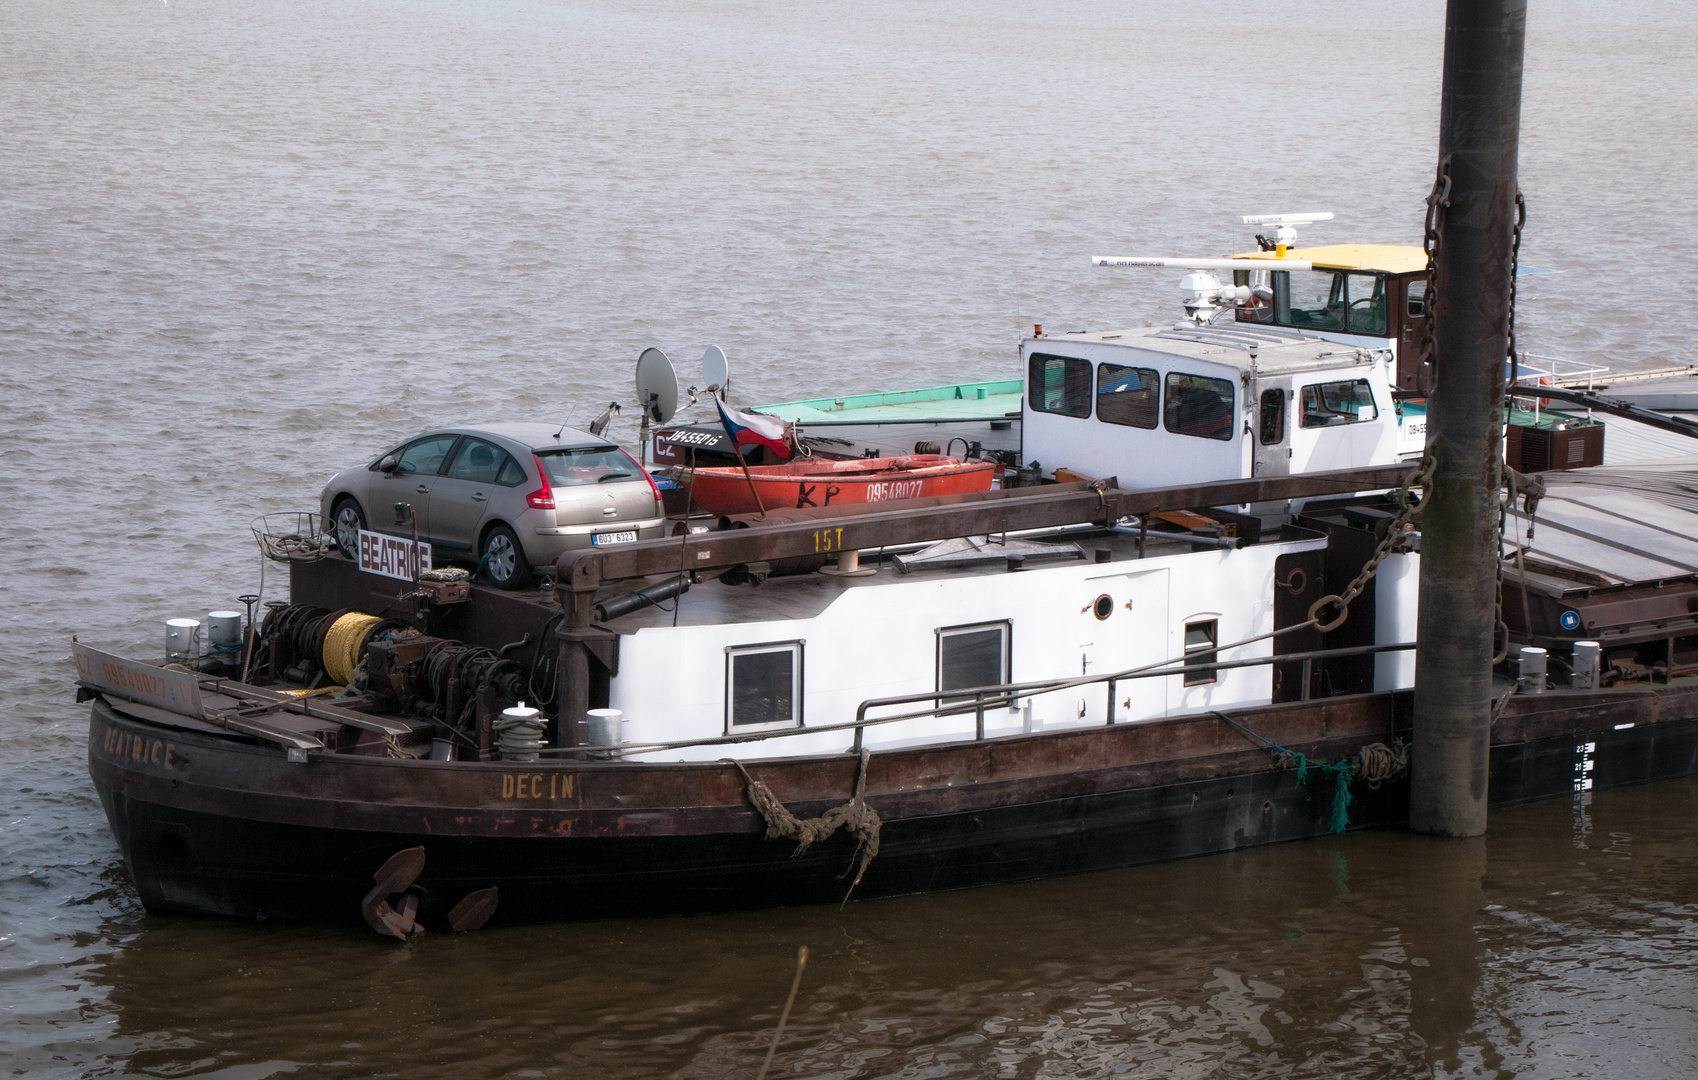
[[634, 347, 679, 425], [701, 345, 730, 398]]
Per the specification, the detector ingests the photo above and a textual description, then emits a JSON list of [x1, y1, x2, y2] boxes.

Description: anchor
[[361, 846, 500, 940]]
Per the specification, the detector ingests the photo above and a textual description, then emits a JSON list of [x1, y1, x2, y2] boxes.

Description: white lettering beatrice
[[357, 529, 433, 581]]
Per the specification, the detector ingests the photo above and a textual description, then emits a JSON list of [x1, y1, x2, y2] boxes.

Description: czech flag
[[715, 397, 794, 460]]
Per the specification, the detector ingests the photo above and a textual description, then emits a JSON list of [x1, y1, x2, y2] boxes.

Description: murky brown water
[[4, 1, 1698, 1076]]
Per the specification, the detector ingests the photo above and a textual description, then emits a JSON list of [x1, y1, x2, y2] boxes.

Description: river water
[[4, 1, 1697, 1076]]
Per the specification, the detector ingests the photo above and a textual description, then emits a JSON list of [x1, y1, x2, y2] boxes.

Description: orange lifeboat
[[681, 454, 996, 515]]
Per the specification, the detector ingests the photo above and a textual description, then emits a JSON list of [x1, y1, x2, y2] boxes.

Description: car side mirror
[[378, 454, 398, 473]]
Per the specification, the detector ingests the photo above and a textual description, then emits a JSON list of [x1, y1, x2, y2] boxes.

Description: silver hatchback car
[[319, 423, 666, 589]]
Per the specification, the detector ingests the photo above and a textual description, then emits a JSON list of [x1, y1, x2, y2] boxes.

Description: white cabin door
[[1077, 566, 1170, 725]]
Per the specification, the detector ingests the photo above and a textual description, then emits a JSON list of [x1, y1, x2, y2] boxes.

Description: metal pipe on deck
[[1411, 0, 1526, 837]]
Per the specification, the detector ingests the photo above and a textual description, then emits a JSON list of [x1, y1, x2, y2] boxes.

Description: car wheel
[[480, 524, 532, 590], [332, 498, 366, 556]]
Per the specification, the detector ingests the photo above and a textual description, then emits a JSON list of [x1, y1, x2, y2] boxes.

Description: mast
[[1410, 0, 1528, 836]]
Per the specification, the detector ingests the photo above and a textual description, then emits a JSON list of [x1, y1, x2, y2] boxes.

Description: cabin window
[[1258, 389, 1286, 444], [1163, 372, 1235, 441], [1028, 353, 1092, 418], [1096, 363, 1159, 429], [1300, 379, 1379, 429], [444, 437, 515, 485], [937, 621, 1011, 700], [1183, 619, 1218, 686], [725, 642, 803, 729], [1344, 273, 1387, 336], [1284, 269, 1345, 330]]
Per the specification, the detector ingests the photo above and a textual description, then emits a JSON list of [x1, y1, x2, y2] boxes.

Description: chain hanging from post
[[1416, 157, 1453, 393], [1506, 190, 1526, 385], [1307, 455, 1437, 632], [1493, 190, 1526, 665]]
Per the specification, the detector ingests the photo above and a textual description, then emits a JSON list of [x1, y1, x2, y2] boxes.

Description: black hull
[[91, 697, 1698, 925]]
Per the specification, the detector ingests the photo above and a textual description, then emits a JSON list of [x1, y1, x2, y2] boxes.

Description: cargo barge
[[79, 285, 1698, 931]]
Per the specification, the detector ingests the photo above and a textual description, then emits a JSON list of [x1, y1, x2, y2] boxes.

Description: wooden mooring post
[[1411, 0, 1527, 837]]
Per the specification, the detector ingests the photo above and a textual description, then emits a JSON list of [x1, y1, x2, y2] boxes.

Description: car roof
[[420, 422, 613, 453]]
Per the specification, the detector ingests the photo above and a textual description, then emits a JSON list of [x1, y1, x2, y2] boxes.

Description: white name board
[[357, 529, 432, 581], [73, 643, 203, 718]]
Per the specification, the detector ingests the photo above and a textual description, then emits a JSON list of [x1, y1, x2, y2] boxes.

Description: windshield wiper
[[597, 472, 634, 483]]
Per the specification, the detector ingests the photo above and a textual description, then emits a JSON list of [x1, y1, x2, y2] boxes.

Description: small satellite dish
[[701, 345, 730, 398], [635, 347, 679, 425]]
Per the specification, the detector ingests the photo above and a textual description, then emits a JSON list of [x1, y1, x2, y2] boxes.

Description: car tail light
[[527, 456, 556, 509], [621, 448, 663, 505]]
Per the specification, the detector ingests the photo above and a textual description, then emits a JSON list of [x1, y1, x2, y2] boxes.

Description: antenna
[[701, 345, 730, 399], [1241, 211, 1333, 252], [634, 347, 679, 467]]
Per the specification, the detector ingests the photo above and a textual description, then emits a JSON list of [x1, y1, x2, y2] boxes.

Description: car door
[[368, 433, 459, 540], [430, 436, 515, 553]]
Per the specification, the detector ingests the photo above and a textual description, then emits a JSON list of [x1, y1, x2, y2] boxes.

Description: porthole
[[1093, 594, 1114, 620]]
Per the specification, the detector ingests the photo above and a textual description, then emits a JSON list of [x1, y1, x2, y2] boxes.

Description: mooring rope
[[1210, 710, 1408, 834], [729, 747, 881, 905]]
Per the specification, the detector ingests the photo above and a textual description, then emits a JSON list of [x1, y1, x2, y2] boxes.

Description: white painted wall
[[1373, 551, 1420, 691], [613, 535, 1327, 762]]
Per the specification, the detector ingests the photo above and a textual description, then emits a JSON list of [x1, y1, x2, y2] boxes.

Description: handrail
[[534, 640, 1415, 757]]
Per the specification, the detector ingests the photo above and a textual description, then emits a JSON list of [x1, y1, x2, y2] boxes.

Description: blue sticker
[[1559, 610, 1581, 631]]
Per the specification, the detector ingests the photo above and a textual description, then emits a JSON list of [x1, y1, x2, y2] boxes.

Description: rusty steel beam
[[1411, 0, 1526, 838], [557, 462, 1417, 597]]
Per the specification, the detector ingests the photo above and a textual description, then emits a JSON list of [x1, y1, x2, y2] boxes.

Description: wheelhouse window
[[1183, 619, 1218, 686], [1259, 389, 1286, 445], [726, 642, 802, 730], [1283, 269, 1345, 330], [937, 621, 1011, 700], [1164, 372, 1235, 441], [536, 446, 641, 487], [1096, 364, 1159, 428], [1299, 379, 1378, 429], [1344, 273, 1387, 335], [1028, 353, 1092, 418], [444, 437, 516, 485]]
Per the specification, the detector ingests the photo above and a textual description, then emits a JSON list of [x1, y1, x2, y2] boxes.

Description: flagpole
[[731, 441, 767, 519]]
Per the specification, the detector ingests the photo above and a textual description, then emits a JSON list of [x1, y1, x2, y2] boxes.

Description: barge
[[79, 264, 1698, 929]]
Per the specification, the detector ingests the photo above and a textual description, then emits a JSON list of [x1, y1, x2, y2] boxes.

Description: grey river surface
[[4, 1, 1698, 1076]]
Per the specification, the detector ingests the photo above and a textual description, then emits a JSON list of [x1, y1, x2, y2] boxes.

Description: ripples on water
[[3, 1, 1696, 1076]]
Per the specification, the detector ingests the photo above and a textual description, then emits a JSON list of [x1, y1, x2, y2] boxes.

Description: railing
[[541, 640, 1416, 758], [1513, 352, 1609, 391]]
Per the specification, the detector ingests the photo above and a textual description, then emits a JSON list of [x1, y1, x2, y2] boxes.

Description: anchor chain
[[1415, 156, 1453, 393], [1308, 455, 1436, 632]]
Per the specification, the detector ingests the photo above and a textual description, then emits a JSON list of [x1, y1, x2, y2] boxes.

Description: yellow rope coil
[[323, 612, 382, 686]]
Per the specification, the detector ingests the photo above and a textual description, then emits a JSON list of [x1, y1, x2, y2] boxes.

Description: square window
[[726, 643, 802, 729], [1028, 353, 1092, 418], [1164, 372, 1236, 441], [1299, 379, 1379, 429], [1183, 619, 1217, 686], [1097, 364, 1159, 429], [937, 622, 1010, 700]]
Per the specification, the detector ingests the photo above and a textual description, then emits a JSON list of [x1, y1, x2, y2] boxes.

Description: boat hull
[[684, 455, 996, 516], [87, 685, 1698, 924]]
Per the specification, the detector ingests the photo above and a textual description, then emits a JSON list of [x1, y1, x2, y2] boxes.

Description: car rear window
[[535, 446, 641, 486]]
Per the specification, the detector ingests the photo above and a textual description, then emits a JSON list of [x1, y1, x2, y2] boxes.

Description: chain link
[[1415, 157, 1453, 393], [1308, 455, 1437, 632], [1506, 189, 1526, 381]]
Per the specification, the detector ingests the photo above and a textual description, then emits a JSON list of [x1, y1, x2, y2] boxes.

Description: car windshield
[[535, 446, 638, 486]]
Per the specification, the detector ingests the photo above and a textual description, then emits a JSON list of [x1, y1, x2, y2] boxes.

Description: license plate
[[592, 530, 637, 546]]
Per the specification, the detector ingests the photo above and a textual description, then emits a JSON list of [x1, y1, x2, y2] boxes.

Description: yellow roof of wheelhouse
[[1229, 243, 1428, 274]]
